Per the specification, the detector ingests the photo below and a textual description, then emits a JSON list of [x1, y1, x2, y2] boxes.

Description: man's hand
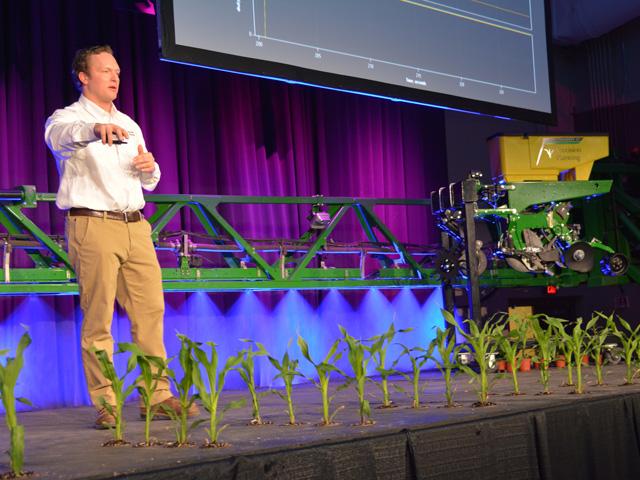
[[132, 145, 156, 173], [94, 123, 129, 145]]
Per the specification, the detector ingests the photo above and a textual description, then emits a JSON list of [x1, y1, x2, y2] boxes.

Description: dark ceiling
[[551, 0, 640, 45]]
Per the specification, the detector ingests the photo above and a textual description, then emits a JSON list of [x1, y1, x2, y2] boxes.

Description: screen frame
[[156, 0, 556, 124]]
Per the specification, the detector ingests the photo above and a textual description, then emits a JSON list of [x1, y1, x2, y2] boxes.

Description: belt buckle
[[123, 211, 129, 223]]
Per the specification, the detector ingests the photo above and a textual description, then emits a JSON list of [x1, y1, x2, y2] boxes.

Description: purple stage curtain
[[0, 2, 447, 409]]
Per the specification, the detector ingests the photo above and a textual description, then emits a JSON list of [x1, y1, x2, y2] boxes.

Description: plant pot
[[496, 359, 507, 373], [533, 361, 541, 369], [506, 361, 513, 373], [582, 355, 589, 366], [519, 358, 532, 372], [555, 356, 566, 368]]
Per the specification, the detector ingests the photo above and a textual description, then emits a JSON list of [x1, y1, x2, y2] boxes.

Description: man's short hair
[[71, 45, 114, 92]]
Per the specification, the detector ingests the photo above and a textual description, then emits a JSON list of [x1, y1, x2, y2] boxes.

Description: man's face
[[79, 52, 120, 106]]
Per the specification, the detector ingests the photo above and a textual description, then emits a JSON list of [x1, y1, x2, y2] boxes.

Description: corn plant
[[297, 335, 346, 425], [499, 313, 530, 394], [268, 347, 302, 425], [496, 331, 521, 395], [237, 339, 270, 425], [367, 323, 412, 408], [556, 318, 590, 394], [556, 328, 575, 387], [188, 339, 245, 447], [587, 313, 612, 386], [116, 343, 170, 446], [90, 347, 137, 444], [392, 342, 434, 408], [444, 310, 502, 406], [428, 325, 461, 408], [339, 325, 379, 425], [601, 313, 640, 385], [164, 334, 203, 445], [0, 331, 32, 477], [529, 315, 563, 395]]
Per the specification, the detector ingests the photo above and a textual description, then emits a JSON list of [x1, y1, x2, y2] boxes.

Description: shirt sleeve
[[44, 108, 97, 156]]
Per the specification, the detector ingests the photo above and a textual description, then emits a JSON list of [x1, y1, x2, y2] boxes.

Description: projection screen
[[157, 0, 555, 123]]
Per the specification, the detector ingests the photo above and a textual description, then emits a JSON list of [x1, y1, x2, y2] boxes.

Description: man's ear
[[78, 71, 89, 87]]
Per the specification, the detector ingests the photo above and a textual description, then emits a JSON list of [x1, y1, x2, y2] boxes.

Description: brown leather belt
[[68, 208, 143, 223]]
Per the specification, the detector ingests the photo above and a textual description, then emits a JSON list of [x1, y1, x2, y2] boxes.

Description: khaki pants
[[66, 214, 172, 408]]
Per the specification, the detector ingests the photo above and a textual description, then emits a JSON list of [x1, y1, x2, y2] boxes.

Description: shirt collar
[[79, 95, 118, 119]]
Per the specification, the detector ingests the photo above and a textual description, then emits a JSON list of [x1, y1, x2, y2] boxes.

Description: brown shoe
[[141, 396, 200, 420], [95, 408, 116, 430]]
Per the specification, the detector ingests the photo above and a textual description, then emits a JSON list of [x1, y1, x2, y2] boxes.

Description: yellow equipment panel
[[488, 134, 609, 182]]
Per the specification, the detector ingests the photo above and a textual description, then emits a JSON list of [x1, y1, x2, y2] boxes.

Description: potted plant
[[599, 312, 640, 385], [495, 358, 507, 372], [0, 331, 32, 478], [189, 339, 245, 447], [339, 325, 378, 425], [496, 321, 525, 395], [297, 335, 347, 425], [428, 325, 461, 408], [556, 328, 575, 387], [556, 318, 589, 394], [504, 313, 532, 376], [367, 323, 412, 408], [90, 347, 137, 445], [164, 334, 204, 446], [529, 315, 563, 395], [444, 310, 503, 407], [237, 339, 270, 425], [268, 345, 303, 425], [393, 342, 434, 409], [586, 313, 611, 386], [519, 353, 532, 372], [117, 342, 170, 446]]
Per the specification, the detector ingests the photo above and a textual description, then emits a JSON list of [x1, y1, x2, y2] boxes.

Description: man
[[44, 45, 198, 428]]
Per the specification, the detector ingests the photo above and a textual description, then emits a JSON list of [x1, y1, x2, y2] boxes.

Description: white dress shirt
[[44, 95, 161, 212]]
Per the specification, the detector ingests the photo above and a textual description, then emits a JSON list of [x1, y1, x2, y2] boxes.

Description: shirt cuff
[[141, 163, 161, 184]]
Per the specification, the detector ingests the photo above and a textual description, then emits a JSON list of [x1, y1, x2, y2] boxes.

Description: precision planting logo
[[537, 137, 584, 165]]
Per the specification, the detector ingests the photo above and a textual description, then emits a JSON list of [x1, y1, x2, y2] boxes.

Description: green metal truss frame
[[1, 187, 444, 295], [1, 186, 635, 296]]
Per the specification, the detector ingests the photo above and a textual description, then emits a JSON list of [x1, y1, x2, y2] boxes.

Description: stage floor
[[3, 364, 640, 479]]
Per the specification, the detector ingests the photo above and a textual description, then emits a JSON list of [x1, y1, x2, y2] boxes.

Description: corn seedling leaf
[[268, 356, 282, 371], [223, 398, 247, 413], [188, 418, 207, 433], [329, 405, 345, 423], [237, 369, 250, 384], [16, 397, 32, 407], [297, 336, 313, 364], [393, 383, 407, 393], [160, 403, 179, 420], [323, 339, 342, 364], [99, 398, 115, 416]]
